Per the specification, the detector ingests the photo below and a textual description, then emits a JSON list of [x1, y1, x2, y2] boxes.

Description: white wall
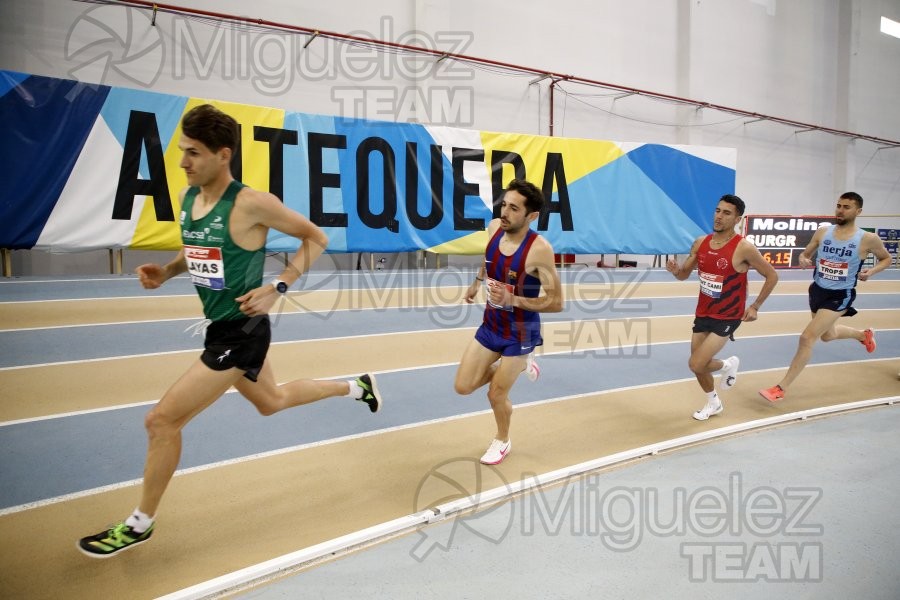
[[1, 0, 898, 274]]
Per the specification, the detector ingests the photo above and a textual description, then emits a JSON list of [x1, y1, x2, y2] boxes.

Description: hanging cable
[[77, 0, 900, 148]]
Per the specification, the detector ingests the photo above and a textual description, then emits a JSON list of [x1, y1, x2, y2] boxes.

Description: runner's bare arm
[[798, 226, 825, 268], [504, 237, 563, 313], [466, 219, 501, 303], [740, 240, 779, 319], [859, 233, 892, 281], [233, 189, 329, 316], [667, 236, 702, 280], [136, 188, 189, 289], [136, 250, 187, 289]]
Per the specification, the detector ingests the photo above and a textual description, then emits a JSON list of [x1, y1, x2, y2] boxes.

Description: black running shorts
[[692, 316, 742, 340], [200, 316, 271, 382], [808, 282, 857, 317]]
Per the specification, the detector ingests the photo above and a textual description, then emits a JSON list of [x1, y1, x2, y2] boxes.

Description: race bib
[[699, 271, 724, 298], [817, 258, 849, 282], [184, 245, 225, 290], [485, 277, 515, 311]]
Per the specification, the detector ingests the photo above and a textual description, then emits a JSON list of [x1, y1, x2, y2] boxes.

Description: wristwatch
[[271, 279, 289, 294]]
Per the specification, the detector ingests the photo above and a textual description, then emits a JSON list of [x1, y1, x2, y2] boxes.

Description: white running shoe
[[479, 439, 511, 465], [524, 354, 540, 382], [721, 356, 739, 389], [693, 399, 723, 421]]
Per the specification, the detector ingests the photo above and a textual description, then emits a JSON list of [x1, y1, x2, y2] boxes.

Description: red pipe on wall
[[105, 0, 898, 147]]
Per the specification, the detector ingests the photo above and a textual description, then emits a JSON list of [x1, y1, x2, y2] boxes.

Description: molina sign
[[743, 215, 836, 268]]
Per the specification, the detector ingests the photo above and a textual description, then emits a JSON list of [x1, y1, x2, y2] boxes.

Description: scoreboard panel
[[743, 215, 836, 268]]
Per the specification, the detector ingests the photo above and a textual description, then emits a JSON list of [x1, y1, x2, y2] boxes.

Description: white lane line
[[0, 298, 481, 332], [0, 294, 195, 303], [1, 312, 897, 370], [0, 325, 478, 371], [1, 292, 897, 331], [0, 277, 146, 284], [0, 287, 453, 305], [0, 316, 831, 376]]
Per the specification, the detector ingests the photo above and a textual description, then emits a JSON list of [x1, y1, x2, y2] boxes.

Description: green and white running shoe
[[77, 522, 154, 558]]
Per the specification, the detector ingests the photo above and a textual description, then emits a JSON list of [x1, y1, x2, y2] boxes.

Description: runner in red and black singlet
[[668, 194, 779, 421], [695, 233, 748, 322]]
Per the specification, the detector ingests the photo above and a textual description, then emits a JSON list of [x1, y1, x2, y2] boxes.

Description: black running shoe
[[356, 374, 382, 413], [77, 522, 154, 558]]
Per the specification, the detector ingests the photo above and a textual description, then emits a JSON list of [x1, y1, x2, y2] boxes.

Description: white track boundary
[[159, 395, 899, 600]]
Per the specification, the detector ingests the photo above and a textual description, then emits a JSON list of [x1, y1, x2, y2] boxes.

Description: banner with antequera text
[[0, 70, 736, 255]]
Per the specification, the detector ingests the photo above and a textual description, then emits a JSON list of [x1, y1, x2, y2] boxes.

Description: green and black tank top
[[179, 181, 265, 321]]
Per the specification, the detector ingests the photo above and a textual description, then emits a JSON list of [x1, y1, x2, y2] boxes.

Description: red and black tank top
[[695, 234, 747, 320]]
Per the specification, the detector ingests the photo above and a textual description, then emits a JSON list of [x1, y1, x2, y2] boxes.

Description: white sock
[[718, 357, 732, 372], [706, 390, 720, 406], [125, 508, 154, 533], [345, 379, 362, 399]]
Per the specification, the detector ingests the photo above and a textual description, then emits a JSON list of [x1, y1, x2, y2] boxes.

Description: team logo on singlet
[[822, 239, 854, 258]]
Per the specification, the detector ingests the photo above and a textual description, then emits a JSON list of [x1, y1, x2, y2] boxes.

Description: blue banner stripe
[[0, 70, 31, 99], [624, 145, 735, 233], [561, 155, 706, 254], [0, 75, 110, 248]]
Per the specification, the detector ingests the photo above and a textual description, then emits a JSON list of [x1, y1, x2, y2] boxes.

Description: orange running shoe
[[759, 385, 785, 403], [861, 328, 876, 353]]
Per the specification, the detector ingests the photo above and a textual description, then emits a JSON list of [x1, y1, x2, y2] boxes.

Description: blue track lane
[[1, 332, 898, 510], [2, 294, 898, 368]]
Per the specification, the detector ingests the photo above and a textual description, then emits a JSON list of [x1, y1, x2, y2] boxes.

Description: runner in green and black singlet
[[179, 180, 264, 322], [78, 103, 384, 560]]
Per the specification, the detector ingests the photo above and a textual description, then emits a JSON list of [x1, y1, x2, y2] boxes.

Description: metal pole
[[1, 248, 11, 277]]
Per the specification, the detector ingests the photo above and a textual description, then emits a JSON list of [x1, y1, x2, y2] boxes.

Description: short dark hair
[[719, 194, 745, 216], [839, 191, 863, 208], [181, 104, 239, 153], [506, 179, 545, 214]]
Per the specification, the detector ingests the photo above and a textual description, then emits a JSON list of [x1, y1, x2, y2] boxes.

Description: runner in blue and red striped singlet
[[454, 179, 563, 466]]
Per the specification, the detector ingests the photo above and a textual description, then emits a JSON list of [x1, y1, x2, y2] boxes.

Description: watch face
[[276, 281, 288, 293]]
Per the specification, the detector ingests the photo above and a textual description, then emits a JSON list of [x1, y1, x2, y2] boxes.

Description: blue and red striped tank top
[[482, 228, 543, 342]]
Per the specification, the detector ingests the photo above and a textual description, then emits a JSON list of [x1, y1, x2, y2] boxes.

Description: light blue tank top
[[813, 226, 864, 290]]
